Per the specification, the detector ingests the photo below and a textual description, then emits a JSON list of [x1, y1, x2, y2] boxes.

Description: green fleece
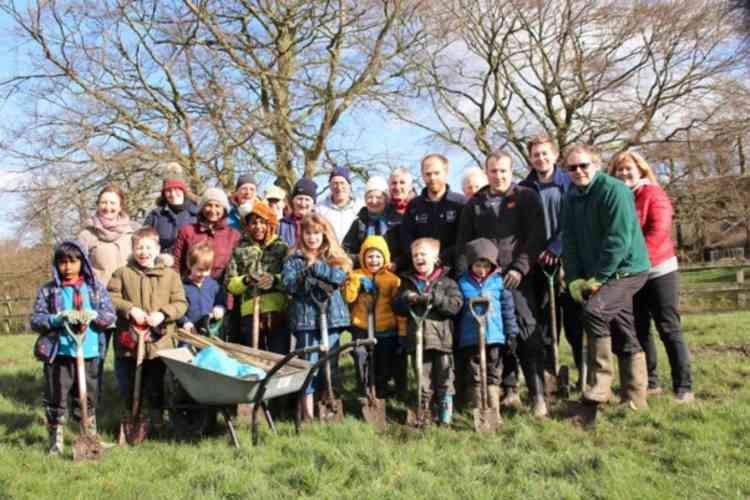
[[561, 170, 651, 284]]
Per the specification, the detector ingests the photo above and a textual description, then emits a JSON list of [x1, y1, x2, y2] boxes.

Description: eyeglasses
[[267, 198, 281, 204], [566, 163, 591, 172]]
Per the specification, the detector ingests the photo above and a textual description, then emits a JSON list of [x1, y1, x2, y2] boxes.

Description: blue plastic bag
[[192, 345, 267, 380]]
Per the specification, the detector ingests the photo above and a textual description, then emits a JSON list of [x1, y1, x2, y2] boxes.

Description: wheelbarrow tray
[[159, 348, 314, 406]]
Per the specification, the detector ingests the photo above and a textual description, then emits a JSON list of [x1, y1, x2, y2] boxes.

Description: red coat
[[172, 217, 241, 279], [633, 183, 675, 267]]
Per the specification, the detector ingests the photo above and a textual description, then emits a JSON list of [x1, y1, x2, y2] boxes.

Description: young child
[[281, 213, 351, 420], [342, 235, 404, 401], [393, 238, 463, 425], [225, 201, 289, 353], [456, 238, 518, 416], [108, 227, 187, 426], [30, 240, 116, 456], [178, 242, 226, 335]]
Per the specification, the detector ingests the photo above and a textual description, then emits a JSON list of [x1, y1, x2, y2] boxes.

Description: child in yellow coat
[[343, 235, 405, 400]]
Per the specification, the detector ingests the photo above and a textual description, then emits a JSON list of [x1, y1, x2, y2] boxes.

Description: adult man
[[228, 174, 258, 230], [561, 144, 650, 421], [316, 166, 363, 243], [455, 151, 548, 417], [399, 154, 467, 270], [518, 135, 581, 394], [461, 166, 488, 198]]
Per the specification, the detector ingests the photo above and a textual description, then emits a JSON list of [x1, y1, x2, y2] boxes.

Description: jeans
[[295, 328, 342, 395], [633, 271, 693, 392]]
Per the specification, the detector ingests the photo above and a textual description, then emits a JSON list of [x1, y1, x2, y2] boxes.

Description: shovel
[[360, 292, 386, 433], [544, 265, 569, 399], [64, 319, 104, 461], [118, 322, 149, 445], [468, 296, 501, 433], [237, 288, 261, 423], [405, 297, 432, 428], [310, 286, 343, 423]]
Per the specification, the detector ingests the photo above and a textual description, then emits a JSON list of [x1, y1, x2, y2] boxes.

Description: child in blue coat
[[30, 240, 116, 456], [178, 242, 226, 335], [457, 238, 518, 415], [282, 213, 352, 420]]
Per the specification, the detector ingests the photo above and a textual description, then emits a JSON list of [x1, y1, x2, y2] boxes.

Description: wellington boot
[[88, 416, 115, 449], [439, 396, 453, 426], [583, 336, 614, 404], [532, 395, 548, 419], [624, 352, 649, 410], [487, 385, 501, 419], [47, 425, 64, 456]]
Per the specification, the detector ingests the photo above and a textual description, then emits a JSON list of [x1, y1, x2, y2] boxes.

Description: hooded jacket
[[31, 240, 117, 359], [392, 266, 463, 353], [455, 238, 518, 348], [108, 256, 188, 359], [316, 196, 364, 243], [143, 199, 199, 253], [342, 236, 404, 335], [561, 170, 651, 284], [342, 205, 404, 269], [172, 215, 241, 280]]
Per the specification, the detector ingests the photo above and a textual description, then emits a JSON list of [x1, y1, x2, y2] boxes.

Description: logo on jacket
[[415, 214, 428, 224], [445, 210, 456, 222]]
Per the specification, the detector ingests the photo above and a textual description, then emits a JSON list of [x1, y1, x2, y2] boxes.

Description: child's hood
[[359, 235, 391, 268], [465, 237, 499, 268], [51, 239, 97, 286]]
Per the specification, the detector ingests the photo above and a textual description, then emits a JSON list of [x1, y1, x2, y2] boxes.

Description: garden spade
[[544, 265, 569, 399], [311, 286, 343, 423], [360, 292, 385, 433], [119, 322, 149, 445], [64, 317, 104, 461], [468, 296, 500, 433], [405, 297, 432, 429]]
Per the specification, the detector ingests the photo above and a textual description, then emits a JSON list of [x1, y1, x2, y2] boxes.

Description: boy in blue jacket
[[457, 238, 518, 417], [178, 242, 226, 335], [30, 240, 116, 456]]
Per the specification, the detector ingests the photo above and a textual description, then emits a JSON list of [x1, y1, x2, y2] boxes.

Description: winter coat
[[519, 167, 572, 257], [281, 252, 350, 331], [278, 216, 301, 248], [31, 240, 117, 359], [633, 181, 676, 268], [179, 276, 225, 327], [342, 206, 404, 269], [143, 200, 199, 253], [316, 196, 364, 243], [78, 216, 139, 287], [108, 258, 188, 359], [400, 186, 467, 271], [561, 170, 651, 284], [342, 236, 403, 335], [392, 267, 463, 353], [456, 271, 517, 349], [225, 234, 289, 317], [455, 183, 546, 277], [172, 216, 241, 280]]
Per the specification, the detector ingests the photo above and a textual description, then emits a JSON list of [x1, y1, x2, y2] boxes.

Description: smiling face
[[614, 158, 641, 188], [97, 192, 122, 221], [529, 142, 559, 180], [292, 195, 313, 218], [485, 156, 513, 195], [566, 150, 600, 188], [411, 242, 438, 275], [236, 183, 257, 204], [364, 248, 385, 273], [247, 213, 269, 243], [389, 172, 412, 202], [188, 264, 211, 285], [133, 236, 160, 268], [365, 190, 387, 214], [202, 200, 225, 223], [56, 255, 82, 282], [302, 227, 324, 253], [462, 174, 486, 198], [164, 187, 184, 206], [421, 157, 448, 197], [330, 176, 351, 206]]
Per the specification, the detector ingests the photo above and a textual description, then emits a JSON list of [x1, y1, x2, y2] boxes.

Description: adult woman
[[610, 151, 694, 403], [143, 175, 199, 253], [172, 187, 241, 281]]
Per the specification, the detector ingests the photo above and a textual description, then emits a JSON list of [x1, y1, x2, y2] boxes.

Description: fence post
[[737, 268, 745, 285]]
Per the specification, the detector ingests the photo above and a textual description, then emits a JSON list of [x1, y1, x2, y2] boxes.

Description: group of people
[[30, 136, 695, 456]]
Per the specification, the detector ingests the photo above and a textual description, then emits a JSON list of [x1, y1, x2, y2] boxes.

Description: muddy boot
[[674, 390, 695, 404], [532, 395, 548, 419], [88, 415, 115, 449], [623, 352, 648, 410], [439, 395, 453, 427], [47, 424, 64, 456], [543, 370, 557, 400], [583, 336, 614, 404], [500, 387, 522, 410]]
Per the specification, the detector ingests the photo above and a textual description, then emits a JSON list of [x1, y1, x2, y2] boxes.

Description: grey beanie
[[200, 187, 230, 212]]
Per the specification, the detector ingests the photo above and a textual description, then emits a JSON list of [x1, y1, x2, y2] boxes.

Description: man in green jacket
[[561, 144, 651, 420]]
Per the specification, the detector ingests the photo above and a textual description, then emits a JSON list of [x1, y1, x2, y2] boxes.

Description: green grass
[[680, 267, 748, 289], [2, 313, 750, 499]]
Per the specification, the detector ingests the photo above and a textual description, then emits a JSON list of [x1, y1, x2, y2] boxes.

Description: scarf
[[61, 277, 86, 333], [366, 212, 389, 237], [416, 267, 443, 293], [88, 214, 133, 243], [168, 203, 185, 214]]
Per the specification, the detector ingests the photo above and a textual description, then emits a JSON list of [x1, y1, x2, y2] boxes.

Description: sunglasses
[[566, 162, 591, 172]]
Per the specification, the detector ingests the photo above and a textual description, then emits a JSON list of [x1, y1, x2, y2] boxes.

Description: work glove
[[310, 277, 336, 297], [404, 291, 429, 306], [129, 307, 148, 325], [359, 277, 376, 294], [585, 278, 603, 296], [569, 279, 587, 304], [211, 306, 225, 320], [146, 311, 165, 328], [256, 272, 274, 290]]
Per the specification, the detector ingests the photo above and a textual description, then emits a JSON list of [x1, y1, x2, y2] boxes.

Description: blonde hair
[[187, 241, 214, 270], [131, 227, 159, 247], [411, 237, 440, 255], [527, 134, 558, 156], [608, 150, 659, 184], [564, 143, 601, 167], [295, 213, 352, 272]]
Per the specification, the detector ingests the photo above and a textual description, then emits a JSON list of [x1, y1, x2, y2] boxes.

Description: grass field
[[1, 312, 749, 499]]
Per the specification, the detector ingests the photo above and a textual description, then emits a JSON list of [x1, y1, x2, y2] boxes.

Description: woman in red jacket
[[609, 151, 694, 403], [172, 187, 241, 281]]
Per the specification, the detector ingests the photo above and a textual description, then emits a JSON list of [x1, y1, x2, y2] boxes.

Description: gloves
[[146, 311, 165, 328], [257, 273, 274, 290], [211, 306, 225, 320], [310, 277, 337, 297], [395, 336, 406, 356], [58, 310, 98, 325], [359, 277, 375, 294], [404, 291, 429, 306], [569, 279, 587, 304], [129, 307, 147, 325], [585, 278, 603, 296]]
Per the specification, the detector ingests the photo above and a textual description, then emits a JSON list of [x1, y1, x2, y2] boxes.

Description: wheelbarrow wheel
[[169, 407, 217, 439]]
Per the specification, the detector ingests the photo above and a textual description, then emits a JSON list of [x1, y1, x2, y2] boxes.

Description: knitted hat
[[235, 174, 257, 190], [162, 176, 188, 195], [200, 187, 230, 212], [265, 185, 287, 201], [329, 166, 351, 185], [291, 178, 318, 202], [465, 238, 499, 268], [365, 176, 389, 196]]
